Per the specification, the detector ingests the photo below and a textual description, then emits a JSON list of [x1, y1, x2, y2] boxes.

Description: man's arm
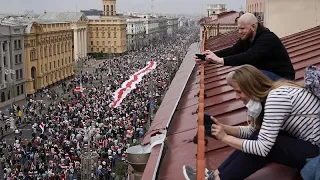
[[214, 40, 244, 57], [223, 33, 276, 66]]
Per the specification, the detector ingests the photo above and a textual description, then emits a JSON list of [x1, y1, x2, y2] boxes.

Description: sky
[[0, 0, 246, 15]]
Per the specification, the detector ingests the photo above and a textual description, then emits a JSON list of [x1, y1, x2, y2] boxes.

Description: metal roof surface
[[142, 25, 320, 180]]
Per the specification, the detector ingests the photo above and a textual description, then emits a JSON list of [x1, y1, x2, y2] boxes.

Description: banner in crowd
[[110, 61, 157, 108]]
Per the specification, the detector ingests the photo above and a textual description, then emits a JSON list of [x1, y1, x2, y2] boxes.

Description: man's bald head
[[237, 13, 258, 41], [238, 13, 258, 26]]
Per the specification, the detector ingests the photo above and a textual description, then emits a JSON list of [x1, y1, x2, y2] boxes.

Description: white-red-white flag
[[39, 122, 45, 133]]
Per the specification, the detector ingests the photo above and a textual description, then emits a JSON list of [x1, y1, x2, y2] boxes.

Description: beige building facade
[[87, 0, 127, 55], [246, 0, 264, 13], [264, 0, 320, 38], [24, 21, 74, 94]]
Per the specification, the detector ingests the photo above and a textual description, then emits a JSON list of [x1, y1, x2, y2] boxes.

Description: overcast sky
[[0, 0, 246, 15]]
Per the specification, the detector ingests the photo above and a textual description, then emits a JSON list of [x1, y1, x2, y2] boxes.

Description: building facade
[[207, 4, 227, 18], [87, 0, 127, 55], [264, 0, 320, 38], [246, 0, 264, 22], [126, 17, 146, 51], [23, 21, 74, 94], [167, 17, 179, 35], [37, 12, 89, 61], [0, 25, 26, 108]]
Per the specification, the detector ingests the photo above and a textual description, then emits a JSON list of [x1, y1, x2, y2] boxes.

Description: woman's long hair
[[230, 65, 302, 128]]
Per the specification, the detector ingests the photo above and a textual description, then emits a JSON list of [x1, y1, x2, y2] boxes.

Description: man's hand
[[194, 55, 209, 65], [204, 50, 224, 65]]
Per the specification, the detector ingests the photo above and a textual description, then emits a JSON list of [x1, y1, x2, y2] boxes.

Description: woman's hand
[[211, 117, 227, 141]]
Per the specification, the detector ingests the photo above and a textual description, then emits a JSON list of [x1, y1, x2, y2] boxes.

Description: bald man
[[197, 13, 295, 81]]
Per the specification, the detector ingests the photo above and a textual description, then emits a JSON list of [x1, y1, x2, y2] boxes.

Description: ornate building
[[0, 15, 79, 94], [87, 0, 127, 55], [0, 24, 26, 108]]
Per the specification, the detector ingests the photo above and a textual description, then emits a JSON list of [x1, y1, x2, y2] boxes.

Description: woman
[[183, 65, 320, 180]]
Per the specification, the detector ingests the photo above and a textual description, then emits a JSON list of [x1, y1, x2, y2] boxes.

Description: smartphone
[[204, 114, 217, 139], [195, 54, 206, 61]]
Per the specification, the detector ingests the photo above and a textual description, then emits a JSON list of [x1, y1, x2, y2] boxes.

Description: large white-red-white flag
[[110, 61, 157, 108]]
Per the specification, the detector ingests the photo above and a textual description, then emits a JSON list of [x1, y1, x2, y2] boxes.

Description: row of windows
[[91, 47, 117, 53], [30, 43, 72, 61], [15, 54, 22, 64], [15, 69, 23, 80], [42, 23, 69, 29], [0, 85, 24, 103], [91, 41, 117, 46], [40, 57, 71, 73], [90, 32, 118, 38], [248, 2, 263, 13], [43, 68, 71, 84], [14, 40, 22, 50], [90, 27, 117, 31]]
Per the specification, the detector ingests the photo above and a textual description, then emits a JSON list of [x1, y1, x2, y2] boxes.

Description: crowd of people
[[0, 26, 199, 180]]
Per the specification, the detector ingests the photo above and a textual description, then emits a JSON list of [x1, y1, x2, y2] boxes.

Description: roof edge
[[141, 42, 200, 180]]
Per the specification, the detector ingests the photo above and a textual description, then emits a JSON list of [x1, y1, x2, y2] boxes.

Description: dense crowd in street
[[0, 26, 199, 180]]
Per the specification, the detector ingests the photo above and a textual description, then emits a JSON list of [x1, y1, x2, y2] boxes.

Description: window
[[114, 41, 116, 46], [58, 60, 59, 67], [14, 40, 17, 49], [1, 92, 5, 102], [132, 24, 133, 28], [114, 48, 117, 52], [16, 70, 19, 80], [108, 32, 111, 38], [96, 32, 99, 38], [65, 44, 67, 52], [15, 55, 18, 64], [114, 27, 116, 31], [96, 41, 99, 45], [61, 43, 64, 52], [54, 61, 56, 68], [53, 45, 56, 54], [40, 47, 43, 58], [8, 91, 10, 100], [69, 57, 71, 63], [102, 41, 105, 46], [57, 44, 60, 54], [20, 69, 22, 79], [114, 32, 117, 38], [3, 57, 6, 66], [18, 40, 21, 49], [17, 86, 20, 96], [50, 62, 52, 70], [97, 48, 100, 52], [21, 85, 24, 94], [103, 48, 105, 52], [102, 32, 105, 37], [49, 46, 52, 56], [45, 64, 47, 71], [19, 54, 22, 63], [96, 27, 98, 31], [44, 47, 47, 57], [91, 48, 93, 52], [91, 41, 93, 45]]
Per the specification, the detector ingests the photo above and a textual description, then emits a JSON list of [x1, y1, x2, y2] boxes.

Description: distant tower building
[[102, 0, 117, 16], [207, 4, 227, 17]]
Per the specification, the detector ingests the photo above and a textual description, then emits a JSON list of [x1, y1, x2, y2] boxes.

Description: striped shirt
[[239, 86, 320, 157]]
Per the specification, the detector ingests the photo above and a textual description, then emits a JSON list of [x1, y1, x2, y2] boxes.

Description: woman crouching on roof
[[183, 65, 320, 180]]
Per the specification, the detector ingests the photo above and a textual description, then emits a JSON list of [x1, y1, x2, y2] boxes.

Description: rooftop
[[37, 12, 87, 22], [199, 11, 239, 25], [141, 25, 320, 179]]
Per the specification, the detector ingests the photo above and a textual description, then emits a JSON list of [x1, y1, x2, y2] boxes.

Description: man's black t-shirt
[[215, 24, 295, 80]]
